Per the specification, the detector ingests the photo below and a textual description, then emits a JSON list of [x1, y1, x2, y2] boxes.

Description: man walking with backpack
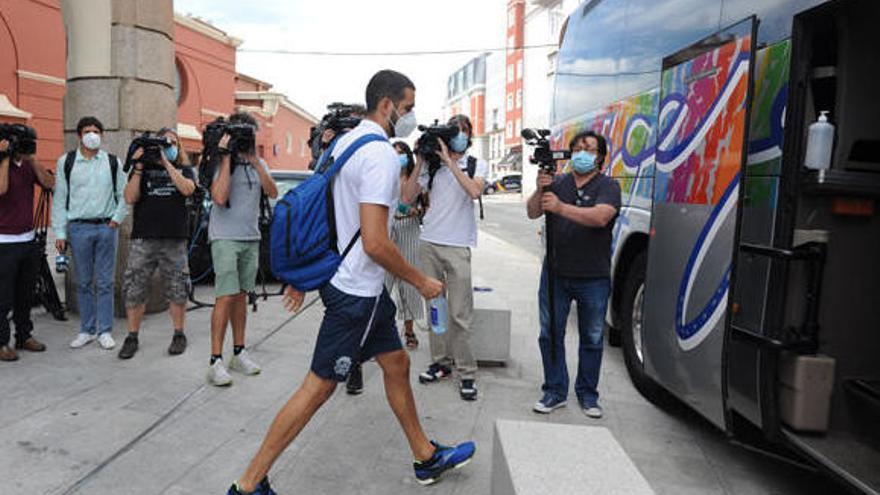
[[52, 116, 127, 350], [227, 70, 475, 495], [401, 114, 488, 401]]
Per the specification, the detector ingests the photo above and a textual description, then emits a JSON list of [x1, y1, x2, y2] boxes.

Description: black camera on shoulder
[[198, 117, 258, 190], [0, 123, 37, 157], [124, 132, 172, 172], [308, 102, 364, 167], [522, 128, 570, 175], [415, 120, 459, 185]]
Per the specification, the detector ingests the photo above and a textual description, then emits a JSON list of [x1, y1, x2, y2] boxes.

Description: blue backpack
[[270, 133, 388, 291]]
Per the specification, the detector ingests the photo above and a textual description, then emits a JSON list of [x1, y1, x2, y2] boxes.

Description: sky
[[175, 0, 508, 122]]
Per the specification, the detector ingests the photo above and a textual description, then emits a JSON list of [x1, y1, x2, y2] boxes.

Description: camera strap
[[466, 156, 484, 221]]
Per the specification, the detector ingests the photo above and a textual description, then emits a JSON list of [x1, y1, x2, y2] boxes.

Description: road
[[477, 193, 843, 495]]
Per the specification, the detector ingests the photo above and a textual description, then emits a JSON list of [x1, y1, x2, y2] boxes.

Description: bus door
[[641, 18, 757, 429]]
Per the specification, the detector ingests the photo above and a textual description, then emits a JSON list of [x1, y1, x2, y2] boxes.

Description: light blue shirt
[[52, 148, 127, 240]]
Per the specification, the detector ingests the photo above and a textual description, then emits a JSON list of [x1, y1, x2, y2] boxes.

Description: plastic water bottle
[[429, 297, 448, 335], [804, 111, 835, 170]]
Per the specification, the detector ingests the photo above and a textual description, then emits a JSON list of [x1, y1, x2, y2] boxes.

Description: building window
[[300, 138, 307, 157], [508, 35, 515, 51], [516, 89, 523, 109], [515, 118, 522, 137], [508, 8, 515, 28], [517, 60, 523, 80], [174, 59, 186, 105], [507, 94, 514, 112], [506, 121, 513, 139], [286, 132, 293, 154], [507, 65, 514, 83], [492, 108, 499, 130]]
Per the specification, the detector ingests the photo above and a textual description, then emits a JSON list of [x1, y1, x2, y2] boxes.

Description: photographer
[[207, 112, 278, 387], [52, 116, 127, 350], [526, 130, 620, 418], [307, 104, 366, 170], [401, 114, 488, 401], [0, 130, 54, 362], [118, 128, 196, 360]]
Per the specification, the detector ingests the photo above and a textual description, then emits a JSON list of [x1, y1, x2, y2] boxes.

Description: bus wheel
[[620, 252, 664, 402]]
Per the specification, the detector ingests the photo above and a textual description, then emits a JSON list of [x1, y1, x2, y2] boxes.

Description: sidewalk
[[2, 230, 818, 494]]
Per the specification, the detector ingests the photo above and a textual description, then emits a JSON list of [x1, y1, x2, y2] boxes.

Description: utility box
[[779, 353, 836, 432], [471, 289, 511, 365]]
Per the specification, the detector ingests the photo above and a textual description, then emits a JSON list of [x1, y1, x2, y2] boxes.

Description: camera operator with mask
[[0, 129, 54, 361], [207, 112, 278, 387], [526, 130, 620, 418], [118, 128, 196, 360], [401, 114, 488, 401]]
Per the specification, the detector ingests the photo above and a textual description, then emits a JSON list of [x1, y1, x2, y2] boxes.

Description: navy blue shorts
[[311, 283, 402, 381]]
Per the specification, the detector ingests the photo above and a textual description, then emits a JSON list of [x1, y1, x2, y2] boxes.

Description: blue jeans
[[538, 262, 610, 407], [68, 222, 118, 335]]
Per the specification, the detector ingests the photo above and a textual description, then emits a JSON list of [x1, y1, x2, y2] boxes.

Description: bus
[[548, 0, 880, 492]]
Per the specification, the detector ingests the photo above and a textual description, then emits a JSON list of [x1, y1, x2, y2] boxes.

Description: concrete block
[[112, 0, 174, 35], [492, 420, 655, 495], [118, 79, 176, 132], [472, 289, 511, 364], [63, 79, 121, 131], [111, 25, 175, 86]]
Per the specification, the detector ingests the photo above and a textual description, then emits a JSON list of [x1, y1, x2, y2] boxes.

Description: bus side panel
[[642, 35, 753, 429]]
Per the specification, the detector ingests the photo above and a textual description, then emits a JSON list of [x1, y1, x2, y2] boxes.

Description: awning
[[177, 122, 202, 142]]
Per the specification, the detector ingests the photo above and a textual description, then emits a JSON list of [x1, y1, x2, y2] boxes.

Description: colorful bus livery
[[550, 0, 880, 492]]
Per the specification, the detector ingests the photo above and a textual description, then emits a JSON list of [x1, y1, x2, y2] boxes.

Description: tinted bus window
[[618, 0, 722, 99], [720, 0, 826, 43], [552, 0, 626, 124]]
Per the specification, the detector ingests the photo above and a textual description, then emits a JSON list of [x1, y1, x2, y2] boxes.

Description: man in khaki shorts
[[119, 128, 196, 359], [206, 112, 278, 386]]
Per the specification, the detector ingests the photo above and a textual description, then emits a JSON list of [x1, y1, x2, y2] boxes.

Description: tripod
[[30, 187, 66, 321]]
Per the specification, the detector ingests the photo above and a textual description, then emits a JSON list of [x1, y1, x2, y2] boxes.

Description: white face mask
[[390, 105, 417, 138], [82, 132, 101, 150]]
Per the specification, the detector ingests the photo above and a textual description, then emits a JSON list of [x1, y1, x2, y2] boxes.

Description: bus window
[[552, 0, 625, 124], [619, 0, 721, 99], [721, 0, 826, 44]]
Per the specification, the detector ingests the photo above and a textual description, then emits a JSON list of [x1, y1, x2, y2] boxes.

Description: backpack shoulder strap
[[466, 155, 484, 220], [467, 155, 477, 179], [325, 134, 388, 177], [63, 150, 77, 210], [108, 154, 119, 204]]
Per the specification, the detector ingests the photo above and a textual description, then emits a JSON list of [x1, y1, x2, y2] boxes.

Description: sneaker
[[168, 332, 187, 355], [533, 394, 567, 414], [229, 349, 261, 375], [70, 333, 96, 349], [582, 403, 603, 419], [346, 363, 364, 395], [419, 362, 452, 384], [227, 476, 276, 495], [97, 333, 115, 350], [459, 379, 478, 401], [414, 440, 476, 486], [118, 335, 139, 360], [208, 359, 233, 387]]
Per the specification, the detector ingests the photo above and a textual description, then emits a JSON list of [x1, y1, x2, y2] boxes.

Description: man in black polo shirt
[[119, 128, 196, 359], [526, 130, 621, 418]]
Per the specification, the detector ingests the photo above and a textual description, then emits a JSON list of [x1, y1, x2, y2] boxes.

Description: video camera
[[308, 103, 364, 168], [198, 117, 258, 190], [0, 123, 37, 156], [521, 128, 570, 175], [415, 120, 459, 184], [124, 132, 172, 172]]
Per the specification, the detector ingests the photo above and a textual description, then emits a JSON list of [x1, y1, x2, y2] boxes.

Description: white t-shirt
[[329, 120, 399, 297], [419, 154, 489, 248]]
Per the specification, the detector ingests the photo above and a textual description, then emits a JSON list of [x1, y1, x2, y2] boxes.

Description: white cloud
[[175, 0, 508, 122]]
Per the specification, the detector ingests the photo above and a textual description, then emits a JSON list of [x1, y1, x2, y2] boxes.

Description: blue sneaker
[[413, 440, 476, 485], [227, 476, 276, 495], [533, 393, 567, 414]]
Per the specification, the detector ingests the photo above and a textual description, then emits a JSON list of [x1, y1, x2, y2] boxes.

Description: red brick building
[[505, 0, 525, 149], [0, 0, 65, 169], [235, 73, 318, 171], [0, 5, 314, 171]]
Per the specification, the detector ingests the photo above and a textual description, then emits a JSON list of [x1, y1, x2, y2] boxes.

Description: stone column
[[61, 0, 176, 316]]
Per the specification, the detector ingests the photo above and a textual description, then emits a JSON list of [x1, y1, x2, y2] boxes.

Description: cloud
[[175, 0, 508, 121]]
